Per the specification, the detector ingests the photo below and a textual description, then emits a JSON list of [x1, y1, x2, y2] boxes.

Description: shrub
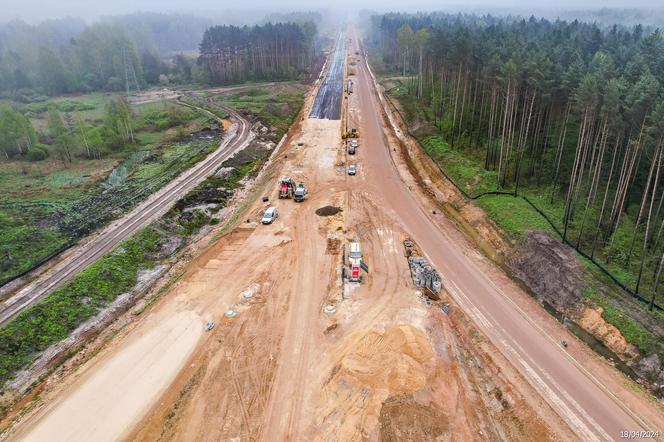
[[25, 145, 49, 162]]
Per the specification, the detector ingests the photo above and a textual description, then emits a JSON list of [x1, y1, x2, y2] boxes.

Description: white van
[[261, 206, 278, 224]]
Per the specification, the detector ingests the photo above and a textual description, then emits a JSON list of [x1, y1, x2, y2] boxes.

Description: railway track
[[0, 105, 252, 327]]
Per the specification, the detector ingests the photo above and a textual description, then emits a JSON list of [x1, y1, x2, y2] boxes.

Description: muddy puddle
[[315, 206, 342, 216]]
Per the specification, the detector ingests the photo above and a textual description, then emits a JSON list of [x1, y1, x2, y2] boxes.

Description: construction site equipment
[[347, 241, 367, 282], [294, 182, 308, 202], [278, 177, 296, 198], [408, 256, 442, 300], [343, 128, 359, 139], [404, 239, 442, 300]]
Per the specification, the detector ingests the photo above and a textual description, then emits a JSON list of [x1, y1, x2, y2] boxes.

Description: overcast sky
[[1, 0, 664, 23]]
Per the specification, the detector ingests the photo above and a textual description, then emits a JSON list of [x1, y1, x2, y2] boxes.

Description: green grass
[[0, 227, 70, 280], [420, 135, 498, 195], [134, 130, 168, 146], [475, 196, 559, 239], [0, 135, 266, 388], [0, 228, 160, 386], [601, 305, 663, 357], [0, 93, 219, 284], [218, 83, 306, 140]]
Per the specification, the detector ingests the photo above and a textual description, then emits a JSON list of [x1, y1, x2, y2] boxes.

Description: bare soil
[[5, 33, 663, 442]]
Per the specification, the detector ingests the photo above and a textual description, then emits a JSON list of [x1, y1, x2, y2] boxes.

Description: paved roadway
[[309, 34, 345, 120], [0, 105, 252, 327], [350, 36, 662, 441]]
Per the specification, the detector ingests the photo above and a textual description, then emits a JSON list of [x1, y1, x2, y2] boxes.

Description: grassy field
[[0, 153, 268, 392], [0, 148, 269, 391], [0, 228, 160, 387], [0, 94, 219, 285], [211, 83, 306, 140], [0, 83, 304, 390]]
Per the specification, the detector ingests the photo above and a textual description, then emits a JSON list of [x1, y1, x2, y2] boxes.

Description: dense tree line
[[0, 23, 145, 98], [0, 13, 235, 99], [371, 13, 664, 306], [198, 22, 317, 84], [0, 13, 323, 100], [0, 97, 136, 162]]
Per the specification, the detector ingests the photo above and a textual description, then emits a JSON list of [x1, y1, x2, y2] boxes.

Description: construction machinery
[[294, 182, 308, 202], [343, 128, 360, 139], [404, 239, 442, 300], [278, 177, 296, 198], [347, 241, 368, 282]]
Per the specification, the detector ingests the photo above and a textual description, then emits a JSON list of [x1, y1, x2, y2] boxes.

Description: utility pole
[[123, 47, 142, 98]]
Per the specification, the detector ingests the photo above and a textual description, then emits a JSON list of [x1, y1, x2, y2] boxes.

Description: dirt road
[[348, 37, 664, 439], [7, 31, 664, 442], [0, 105, 252, 327]]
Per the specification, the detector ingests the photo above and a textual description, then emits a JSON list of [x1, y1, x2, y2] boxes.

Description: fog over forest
[[2, 0, 664, 23]]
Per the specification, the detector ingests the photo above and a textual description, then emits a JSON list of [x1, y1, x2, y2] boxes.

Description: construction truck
[[294, 182, 308, 202], [347, 241, 368, 282], [278, 178, 296, 198]]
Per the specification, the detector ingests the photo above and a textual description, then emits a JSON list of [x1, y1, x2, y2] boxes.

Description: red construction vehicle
[[347, 241, 368, 282], [278, 177, 296, 198]]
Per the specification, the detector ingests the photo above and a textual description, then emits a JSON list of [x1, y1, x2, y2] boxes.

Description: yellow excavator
[[342, 128, 360, 139]]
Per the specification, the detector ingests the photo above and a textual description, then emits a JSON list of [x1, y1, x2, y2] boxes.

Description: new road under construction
[[6, 30, 664, 441]]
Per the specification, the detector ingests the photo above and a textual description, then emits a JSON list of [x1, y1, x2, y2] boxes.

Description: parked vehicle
[[348, 165, 357, 175], [261, 206, 278, 224], [294, 182, 308, 202], [350, 139, 358, 148], [348, 145, 356, 155]]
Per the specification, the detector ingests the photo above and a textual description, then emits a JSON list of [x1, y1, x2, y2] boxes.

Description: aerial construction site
[[0, 21, 663, 442]]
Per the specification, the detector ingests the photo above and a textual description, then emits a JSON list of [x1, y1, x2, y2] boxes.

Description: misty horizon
[[2, 1, 664, 24]]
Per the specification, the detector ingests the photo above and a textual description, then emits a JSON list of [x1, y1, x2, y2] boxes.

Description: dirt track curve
[[0, 105, 252, 326]]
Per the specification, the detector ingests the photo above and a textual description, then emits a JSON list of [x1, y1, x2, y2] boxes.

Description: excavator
[[342, 128, 360, 139]]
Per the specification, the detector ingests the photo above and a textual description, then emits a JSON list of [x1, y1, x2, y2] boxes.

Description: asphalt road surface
[[351, 37, 661, 441], [0, 105, 252, 327], [309, 34, 345, 120]]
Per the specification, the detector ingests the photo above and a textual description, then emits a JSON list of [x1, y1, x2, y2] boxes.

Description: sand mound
[[379, 393, 448, 441], [336, 325, 432, 392]]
